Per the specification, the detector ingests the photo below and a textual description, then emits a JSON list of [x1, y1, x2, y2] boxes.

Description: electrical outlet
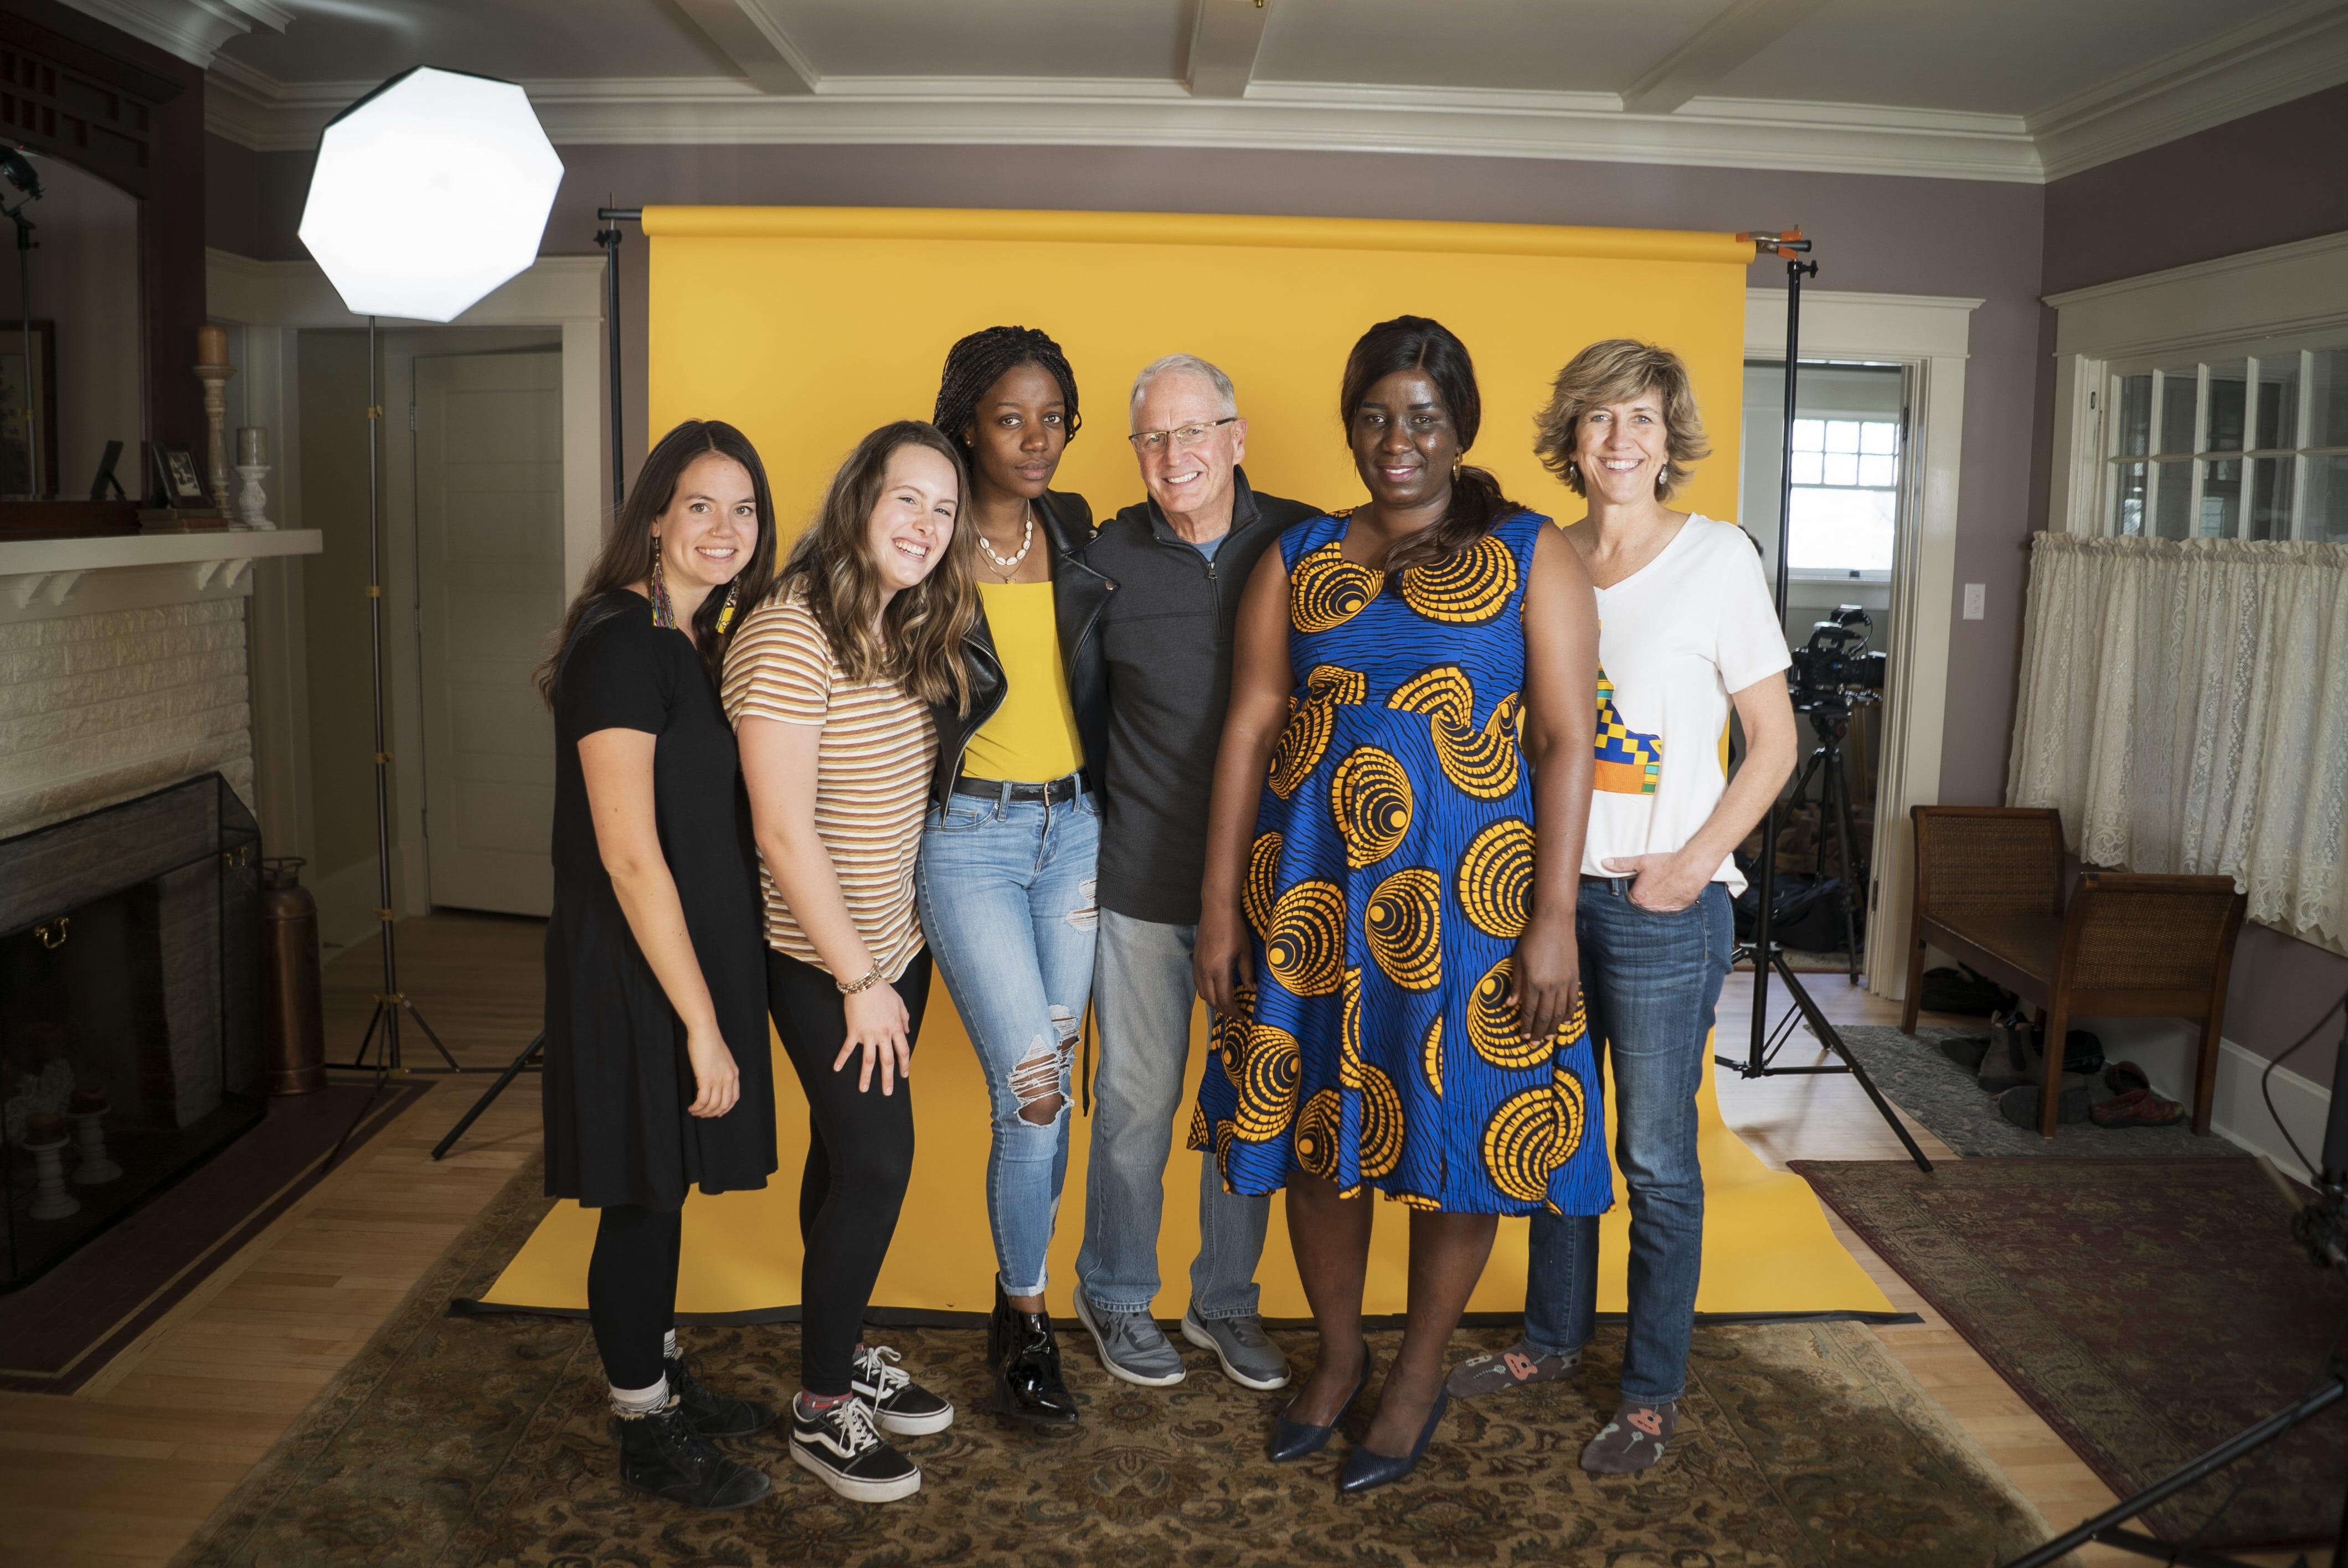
[[1963, 582, 1985, 620]]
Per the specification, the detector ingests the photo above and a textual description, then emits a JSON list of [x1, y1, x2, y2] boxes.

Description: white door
[[414, 350, 563, 915]]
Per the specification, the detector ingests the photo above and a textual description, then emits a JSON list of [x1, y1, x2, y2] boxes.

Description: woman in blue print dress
[[1192, 316, 1602, 1493]]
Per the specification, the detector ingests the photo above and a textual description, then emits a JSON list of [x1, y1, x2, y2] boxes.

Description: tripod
[[1781, 693, 1873, 983], [2002, 994, 2348, 1568], [1716, 238, 1930, 1173]]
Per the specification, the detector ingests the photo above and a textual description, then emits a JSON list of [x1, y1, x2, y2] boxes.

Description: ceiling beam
[[1621, 0, 1834, 116], [1188, 0, 1271, 100], [671, 0, 815, 95]]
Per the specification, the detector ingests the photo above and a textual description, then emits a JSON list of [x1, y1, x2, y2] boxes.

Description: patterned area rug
[[1795, 1157, 2346, 1550], [174, 1156, 2062, 1568], [1833, 1025, 2248, 1158]]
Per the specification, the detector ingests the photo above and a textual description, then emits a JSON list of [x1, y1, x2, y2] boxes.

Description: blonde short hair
[[1532, 339, 1710, 501]]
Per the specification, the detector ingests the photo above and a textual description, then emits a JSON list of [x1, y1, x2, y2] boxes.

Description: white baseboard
[[311, 855, 385, 960], [2079, 1016, 2331, 1182]]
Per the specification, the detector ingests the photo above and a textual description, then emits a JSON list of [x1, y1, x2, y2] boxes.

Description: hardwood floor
[[0, 915, 2308, 1567]]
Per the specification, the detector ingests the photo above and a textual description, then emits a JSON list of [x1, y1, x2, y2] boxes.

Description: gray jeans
[[1074, 907, 1270, 1319]]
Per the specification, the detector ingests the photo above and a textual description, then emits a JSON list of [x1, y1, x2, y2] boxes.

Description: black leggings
[[768, 947, 930, 1396], [588, 1201, 682, 1391]]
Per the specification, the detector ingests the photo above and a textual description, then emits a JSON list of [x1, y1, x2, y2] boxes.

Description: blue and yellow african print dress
[[1188, 509, 1610, 1217]]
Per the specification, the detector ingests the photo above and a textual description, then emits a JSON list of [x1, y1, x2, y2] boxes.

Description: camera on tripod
[[1786, 605, 1888, 712]]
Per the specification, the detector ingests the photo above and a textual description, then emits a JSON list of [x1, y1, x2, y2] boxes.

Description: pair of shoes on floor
[[1997, 1079, 2092, 1129], [1073, 1290, 1291, 1391], [790, 1343, 955, 1503], [1265, 1355, 1449, 1495], [1448, 1340, 1680, 1478], [986, 1278, 1078, 1426], [613, 1350, 776, 1509]]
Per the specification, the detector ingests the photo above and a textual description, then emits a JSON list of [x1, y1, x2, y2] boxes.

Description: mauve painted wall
[[2033, 84, 2348, 1088], [205, 137, 2045, 816]]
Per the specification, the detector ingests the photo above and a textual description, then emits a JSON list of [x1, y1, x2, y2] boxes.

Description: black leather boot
[[614, 1400, 771, 1509], [666, 1350, 776, 1439], [986, 1278, 1079, 1427]]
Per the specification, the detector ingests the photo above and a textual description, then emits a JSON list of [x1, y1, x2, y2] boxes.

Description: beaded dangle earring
[[648, 534, 677, 628], [714, 578, 742, 635]]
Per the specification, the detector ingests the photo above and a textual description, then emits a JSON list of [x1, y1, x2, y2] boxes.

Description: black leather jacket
[[928, 488, 1114, 806]]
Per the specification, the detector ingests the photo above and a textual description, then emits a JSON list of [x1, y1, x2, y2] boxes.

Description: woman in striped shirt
[[724, 420, 979, 1504]]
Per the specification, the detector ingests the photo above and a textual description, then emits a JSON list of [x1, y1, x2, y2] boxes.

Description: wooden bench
[[1898, 806, 2246, 1137]]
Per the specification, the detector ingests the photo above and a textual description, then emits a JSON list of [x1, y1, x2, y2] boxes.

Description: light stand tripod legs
[[1768, 949, 1932, 1170], [430, 1033, 544, 1160]]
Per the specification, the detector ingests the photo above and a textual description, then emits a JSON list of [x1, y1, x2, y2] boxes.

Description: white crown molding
[[2045, 228, 2348, 359], [55, 0, 289, 70], [2030, 0, 2348, 183], [202, 65, 2045, 182]]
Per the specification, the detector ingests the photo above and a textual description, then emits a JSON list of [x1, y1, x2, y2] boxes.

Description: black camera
[[1785, 604, 1887, 709]]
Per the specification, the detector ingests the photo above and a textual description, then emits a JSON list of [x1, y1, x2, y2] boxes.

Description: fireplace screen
[[0, 775, 264, 1288]]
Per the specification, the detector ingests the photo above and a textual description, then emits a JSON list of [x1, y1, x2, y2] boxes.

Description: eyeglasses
[[1128, 416, 1239, 455]]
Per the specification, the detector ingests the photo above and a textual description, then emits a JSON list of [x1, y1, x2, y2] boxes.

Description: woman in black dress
[[537, 419, 781, 1510]]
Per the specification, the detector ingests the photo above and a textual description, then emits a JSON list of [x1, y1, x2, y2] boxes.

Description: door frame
[[1744, 287, 1979, 999], [206, 250, 603, 940]]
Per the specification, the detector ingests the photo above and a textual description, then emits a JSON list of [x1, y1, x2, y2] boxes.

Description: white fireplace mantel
[[0, 529, 322, 625]]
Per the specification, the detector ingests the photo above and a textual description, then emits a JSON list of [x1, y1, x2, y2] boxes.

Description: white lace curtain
[[2007, 532, 2348, 956]]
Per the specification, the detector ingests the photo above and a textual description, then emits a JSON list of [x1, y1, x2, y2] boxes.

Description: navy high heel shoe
[[1267, 1358, 1373, 1462], [1337, 1387, 1449, 1495]]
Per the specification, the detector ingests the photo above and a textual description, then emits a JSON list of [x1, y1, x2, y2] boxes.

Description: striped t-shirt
[[720, 591, 936, 981]]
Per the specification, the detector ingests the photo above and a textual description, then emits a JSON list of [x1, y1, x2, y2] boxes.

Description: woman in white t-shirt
[[1442, 339, 1796, 1476]]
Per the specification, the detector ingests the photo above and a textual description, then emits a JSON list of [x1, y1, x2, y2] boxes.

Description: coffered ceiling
[[75, 0, 2348, 182]]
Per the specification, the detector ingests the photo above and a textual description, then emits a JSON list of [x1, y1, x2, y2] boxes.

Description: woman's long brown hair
[[535, 419, 780, 705], [773, 420, 980, 714]]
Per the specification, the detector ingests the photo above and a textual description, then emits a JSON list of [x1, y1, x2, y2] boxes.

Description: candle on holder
[[237, 426, 266, 465], [25, 1113, 64, 1144], [195, 324, 230, 367], [69, 1087, 107, 1113]]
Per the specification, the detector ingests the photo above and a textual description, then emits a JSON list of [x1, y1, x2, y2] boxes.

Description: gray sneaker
[[1180, 1309, 1291, 1391], [1074, 1291, 1186, 1387]]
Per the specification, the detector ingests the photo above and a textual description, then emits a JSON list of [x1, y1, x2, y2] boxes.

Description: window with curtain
[[2103, 344, 2348, 543]]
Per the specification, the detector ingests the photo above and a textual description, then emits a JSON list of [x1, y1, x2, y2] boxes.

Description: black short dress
[[542, 591, 777, 1209]]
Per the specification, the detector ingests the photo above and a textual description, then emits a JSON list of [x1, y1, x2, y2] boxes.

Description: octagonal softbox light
[[298, 66, 563, 323]]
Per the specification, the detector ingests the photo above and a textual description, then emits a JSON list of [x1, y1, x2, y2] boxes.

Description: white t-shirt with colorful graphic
[[1580, 514, 1790, 895]]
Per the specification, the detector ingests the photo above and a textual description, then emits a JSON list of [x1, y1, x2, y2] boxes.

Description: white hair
[[1129, 354, 1238, 420]]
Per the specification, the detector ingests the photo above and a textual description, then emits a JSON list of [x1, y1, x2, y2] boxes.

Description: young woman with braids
[[724, 420, 975, 1503], [538, 419, 781, 1510], [914, 325, 1111, 1426], [1191, 316, 1605, 1492]]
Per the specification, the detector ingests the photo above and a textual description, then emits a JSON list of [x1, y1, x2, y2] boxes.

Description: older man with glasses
[[1070, 354, 1319, 1391]]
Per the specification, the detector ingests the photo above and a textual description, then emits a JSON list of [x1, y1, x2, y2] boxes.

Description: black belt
[[952, 769, 1091, 806]]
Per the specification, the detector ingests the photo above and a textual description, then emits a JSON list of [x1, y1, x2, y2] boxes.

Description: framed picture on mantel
[[0, 320, 58, 501]]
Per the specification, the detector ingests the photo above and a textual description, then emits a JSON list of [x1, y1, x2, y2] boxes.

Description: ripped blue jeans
[[915, 785, 1100, 1298]]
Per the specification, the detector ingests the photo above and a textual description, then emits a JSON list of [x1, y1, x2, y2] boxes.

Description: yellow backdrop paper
[[477, 206, 1891, 1323]]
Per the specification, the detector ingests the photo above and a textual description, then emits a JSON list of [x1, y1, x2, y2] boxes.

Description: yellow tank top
[[962, 580, 1085, 783]]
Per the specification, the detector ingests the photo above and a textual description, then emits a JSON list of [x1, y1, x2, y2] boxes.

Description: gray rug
[[1832, 1025, 2249, 1159]]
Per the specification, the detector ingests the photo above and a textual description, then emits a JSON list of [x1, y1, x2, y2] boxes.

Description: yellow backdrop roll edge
[[641, 204, 1753, 265]]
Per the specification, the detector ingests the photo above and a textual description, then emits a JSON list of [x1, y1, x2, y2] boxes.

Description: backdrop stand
[[1717, 233, 1931, 1174], [431, 208, 641, 1161]]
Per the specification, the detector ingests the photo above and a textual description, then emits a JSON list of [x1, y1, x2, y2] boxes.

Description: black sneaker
[[665, 1351, 775, 1439], [614, 1400, 771, 1509], [851, 1342, 954, 1436], [790, 1393, 921, 1502]]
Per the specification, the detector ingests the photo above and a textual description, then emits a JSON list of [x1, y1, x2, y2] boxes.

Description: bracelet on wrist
[[836, 963, 884, 996]]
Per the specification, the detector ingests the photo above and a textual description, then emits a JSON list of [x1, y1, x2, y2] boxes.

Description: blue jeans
[[915, 786, 1100, 1298], [1074, 907, 1270, 1319], [1525, 878, 1733, 1405]]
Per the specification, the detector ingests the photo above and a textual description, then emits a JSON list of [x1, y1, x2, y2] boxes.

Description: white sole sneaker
[[1073, 1291, 1186, 1388], [790, 1442, 921, 1503], [871, 1401, 954, 1438], [1179, 1313, 1293, 1391]]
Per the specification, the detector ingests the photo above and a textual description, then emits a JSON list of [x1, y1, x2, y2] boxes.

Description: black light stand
[[2001, 996, 2348, 1568], [1716, 234, 1932, 1173], [429, 207, 641, 1162]]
